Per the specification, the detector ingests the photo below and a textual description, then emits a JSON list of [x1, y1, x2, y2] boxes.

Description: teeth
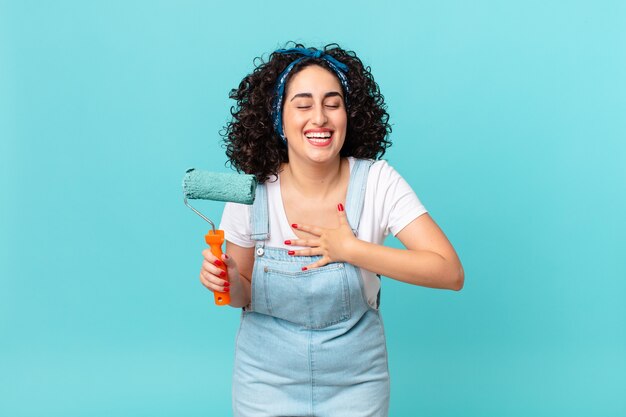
[[305, 132, 332, 138]]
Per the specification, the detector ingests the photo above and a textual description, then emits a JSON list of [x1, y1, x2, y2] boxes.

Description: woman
[[199, 42, 464, 417]]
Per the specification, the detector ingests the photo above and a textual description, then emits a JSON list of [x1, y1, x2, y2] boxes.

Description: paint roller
[[183, 168, 257, 306]]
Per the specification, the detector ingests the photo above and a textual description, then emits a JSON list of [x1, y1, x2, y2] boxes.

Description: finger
[[200, 268, 229, 286], [200, 271, 230, 290], [202, 248, 219, 263], [288, 247, 323, 257], [285, 238, 320, 248], [202, 260, 228, 279], [302, 257, 330, 271], [337, 203, 349, 225], [221, 253, 238, 272], [200, 270, 230, 292], [292, 223, 324, 236]]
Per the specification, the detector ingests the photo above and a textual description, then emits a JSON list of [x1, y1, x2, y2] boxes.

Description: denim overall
[[232, 159, 390, 417]]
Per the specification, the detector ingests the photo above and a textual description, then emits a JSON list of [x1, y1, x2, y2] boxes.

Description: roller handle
[[205, 230, 230, 306]]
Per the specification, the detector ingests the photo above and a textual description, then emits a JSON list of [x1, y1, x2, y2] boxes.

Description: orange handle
[[205, 229, 230, 306]]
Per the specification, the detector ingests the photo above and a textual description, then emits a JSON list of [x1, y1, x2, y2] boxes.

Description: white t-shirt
[[219, 157, 428, 308]]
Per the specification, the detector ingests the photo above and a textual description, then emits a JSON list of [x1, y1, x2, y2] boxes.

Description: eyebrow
[[289, 91, 343, 101]]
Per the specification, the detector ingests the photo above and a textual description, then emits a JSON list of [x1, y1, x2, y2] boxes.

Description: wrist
[[342, 237, 365, 264], [228, 275, 251, 308]]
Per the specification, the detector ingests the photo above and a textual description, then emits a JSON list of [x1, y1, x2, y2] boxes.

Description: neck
[[281, 156, 345, 199]]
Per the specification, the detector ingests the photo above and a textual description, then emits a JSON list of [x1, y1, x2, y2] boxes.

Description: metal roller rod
[[183, 193, 216, 233]]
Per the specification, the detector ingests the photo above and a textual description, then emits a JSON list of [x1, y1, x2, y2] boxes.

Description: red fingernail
[[302, 267, 307, 271], [224, 254, 229, 260], [224, 281, 230, 287], [223, 287, 229, 292], [220, 270, 226, 277], [288, 250, 295, 255], [214, 260, 223, 267], [284, 240, 291, 245], [338, 203, 344, 212], [291, 224, 298, 229]]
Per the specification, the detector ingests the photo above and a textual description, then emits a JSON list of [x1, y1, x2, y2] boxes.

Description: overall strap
[[345, 159, 375, 237], [250, 183, 270, 248]]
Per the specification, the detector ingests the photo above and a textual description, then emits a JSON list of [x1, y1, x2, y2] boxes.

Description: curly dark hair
[[222, 41, 392, 183]]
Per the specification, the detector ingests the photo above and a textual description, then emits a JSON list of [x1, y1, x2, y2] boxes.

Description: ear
[[281, 123, 287, 142]]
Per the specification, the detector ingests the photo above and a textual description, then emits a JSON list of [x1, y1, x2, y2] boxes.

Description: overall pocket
[[263, 263, 351, 329]]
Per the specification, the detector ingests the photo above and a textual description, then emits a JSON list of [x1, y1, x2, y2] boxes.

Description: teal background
[[1, 0, 625, 416]]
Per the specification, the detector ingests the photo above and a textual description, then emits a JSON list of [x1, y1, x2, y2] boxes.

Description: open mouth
[[304, 130, 333, 147]]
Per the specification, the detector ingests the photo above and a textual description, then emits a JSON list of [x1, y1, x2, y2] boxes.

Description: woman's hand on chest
[[284, 203, 358, 270]]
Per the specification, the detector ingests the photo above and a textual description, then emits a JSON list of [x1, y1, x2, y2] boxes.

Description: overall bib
[[232, 159, 390, 417]]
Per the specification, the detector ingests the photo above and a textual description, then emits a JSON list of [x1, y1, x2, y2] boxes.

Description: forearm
[[344, 240, 464, 290], [228, 274, 251, 308]]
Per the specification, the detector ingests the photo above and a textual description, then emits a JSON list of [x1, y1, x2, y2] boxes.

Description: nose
[[312, 104, 328, 126]]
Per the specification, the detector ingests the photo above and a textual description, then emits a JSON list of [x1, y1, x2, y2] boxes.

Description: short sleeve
[[218, 202, 255, 248], [374, 161, 428, 237]]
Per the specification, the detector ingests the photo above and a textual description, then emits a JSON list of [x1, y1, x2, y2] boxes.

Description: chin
[[306, 142, 339, 156]]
